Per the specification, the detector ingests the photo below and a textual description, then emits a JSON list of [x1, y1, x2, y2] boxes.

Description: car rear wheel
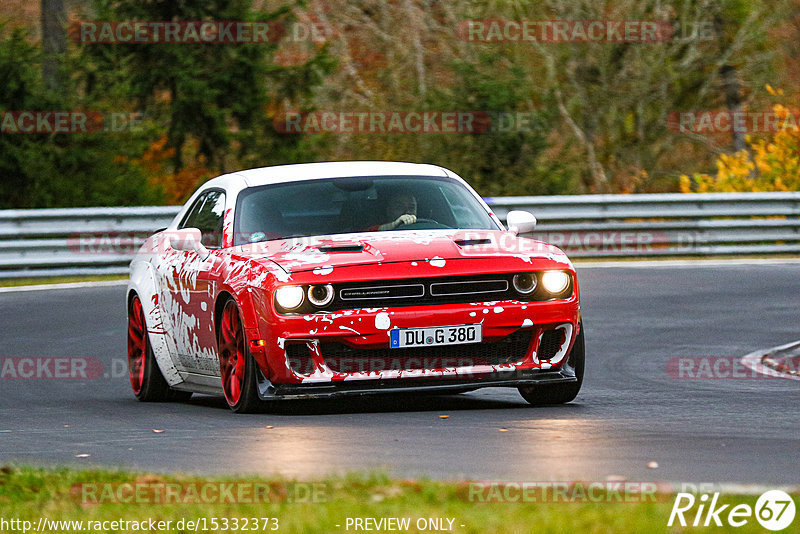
[[518, 325, 585, 406], [218, 299, 263, 413], [127, 295, 192, 402]]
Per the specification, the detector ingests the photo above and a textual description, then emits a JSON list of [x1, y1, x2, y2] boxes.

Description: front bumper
[[251, 297, 580, 392]]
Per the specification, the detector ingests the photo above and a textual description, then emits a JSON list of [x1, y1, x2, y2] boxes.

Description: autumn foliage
[[681, 95, 800, 193], [136, 136, 211, 204]]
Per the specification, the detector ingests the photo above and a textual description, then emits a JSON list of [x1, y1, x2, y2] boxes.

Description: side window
[[180, 190, 226, 248], [179, 194, 206, 231]]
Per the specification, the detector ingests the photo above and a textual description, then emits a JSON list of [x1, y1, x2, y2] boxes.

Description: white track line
[[0, 279, 128, 293], [740, 341, 800, 381], [576, 258, 800, 269]]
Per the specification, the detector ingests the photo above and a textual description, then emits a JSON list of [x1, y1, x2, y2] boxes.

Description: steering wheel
[[397, 218, 451, 230]]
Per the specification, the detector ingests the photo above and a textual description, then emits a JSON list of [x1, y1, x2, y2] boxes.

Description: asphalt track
[[1, 262, 798, 485]]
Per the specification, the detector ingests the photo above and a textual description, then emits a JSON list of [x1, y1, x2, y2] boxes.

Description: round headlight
[[275, 285, 305, 310], [512, 273, 537, 295], [308, 284, 334, 307], [541, 271, 570, 294]]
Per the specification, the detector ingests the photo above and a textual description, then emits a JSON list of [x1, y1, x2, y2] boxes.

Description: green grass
[[0, 466, 792, 533], [0, 275, 126, 288]]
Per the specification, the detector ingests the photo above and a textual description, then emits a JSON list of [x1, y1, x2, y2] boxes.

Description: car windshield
[[233, 175, 500, 245]]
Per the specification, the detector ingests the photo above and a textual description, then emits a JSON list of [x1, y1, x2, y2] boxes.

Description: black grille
[[286, 330, 533, 374], [329, 273, 568, 311], [429, 279, 508, 296], [286, 343, 315, 374], [537, 329, 563, 360]]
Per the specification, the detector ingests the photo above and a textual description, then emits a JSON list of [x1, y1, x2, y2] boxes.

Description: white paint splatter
[[339, 326, 360, 335], [313, 265, 333, 275], [429, 257, 446, 268], [469, 312, 477, 317], [493, 306, 504, 314], [200, 302, 207, 311], [522, 318, 533, 327], [375, 312, 391, 330]]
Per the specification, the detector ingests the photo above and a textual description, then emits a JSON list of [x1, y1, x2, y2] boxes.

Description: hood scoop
[[318, 245, 365, 253], [454, 238, 492, 247]]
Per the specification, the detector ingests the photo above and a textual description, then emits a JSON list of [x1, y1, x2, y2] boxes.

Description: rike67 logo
[[668, 490, 796, 531]]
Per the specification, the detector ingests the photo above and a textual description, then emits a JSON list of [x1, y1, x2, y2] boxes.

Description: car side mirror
[[506, 210, 537, 235], [169, 228, 210, 258]]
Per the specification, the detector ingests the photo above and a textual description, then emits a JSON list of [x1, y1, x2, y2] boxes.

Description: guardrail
[[1, 192, 799, 278]]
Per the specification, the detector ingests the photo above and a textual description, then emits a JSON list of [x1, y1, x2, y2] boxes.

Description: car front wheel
[[217, 299, 263, 413]]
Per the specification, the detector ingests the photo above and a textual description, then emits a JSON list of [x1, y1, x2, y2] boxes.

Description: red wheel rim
[[127, 297, 147, 395], [218, 301, 245, 406]]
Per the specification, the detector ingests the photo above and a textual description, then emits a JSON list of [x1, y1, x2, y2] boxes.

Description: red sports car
[[126, 161, 584, 412]]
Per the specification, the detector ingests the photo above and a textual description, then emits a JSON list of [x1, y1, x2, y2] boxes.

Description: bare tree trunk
[[41, 0, 66, 92], [536, 43, 609, 192], [403, 0, 426, 96], [720, 65, 746, 152]]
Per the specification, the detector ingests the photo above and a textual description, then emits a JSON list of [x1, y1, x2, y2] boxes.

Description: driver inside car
[[368, 191, 418, 231]]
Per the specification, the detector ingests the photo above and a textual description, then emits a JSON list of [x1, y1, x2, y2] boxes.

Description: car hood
[[235, 230, 571, 274]]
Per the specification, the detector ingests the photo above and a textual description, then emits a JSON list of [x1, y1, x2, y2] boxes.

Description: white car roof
[[220, 161, 452, 188], [168, 161, 478, 232]]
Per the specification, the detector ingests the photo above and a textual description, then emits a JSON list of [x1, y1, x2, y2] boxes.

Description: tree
[[0, 27, 159, 208], [41, 0, 66, 91], [78, 0, 333, 201]]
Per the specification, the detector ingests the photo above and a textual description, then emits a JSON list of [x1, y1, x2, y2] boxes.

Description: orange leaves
[[682, 98, 800, 193], [135, 135, 211, 204]]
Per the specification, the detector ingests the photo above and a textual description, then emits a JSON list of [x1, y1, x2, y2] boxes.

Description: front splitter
[[258, 369, 577, 400]]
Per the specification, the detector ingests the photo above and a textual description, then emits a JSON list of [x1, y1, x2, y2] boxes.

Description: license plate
[[390, 324, 482, 348]]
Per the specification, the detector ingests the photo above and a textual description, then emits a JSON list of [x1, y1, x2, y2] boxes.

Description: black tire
[[138, 344, 194, 402], [518, 325, 585, 406], [128, 295, 192, 403], [217, 299, 263, 414]]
